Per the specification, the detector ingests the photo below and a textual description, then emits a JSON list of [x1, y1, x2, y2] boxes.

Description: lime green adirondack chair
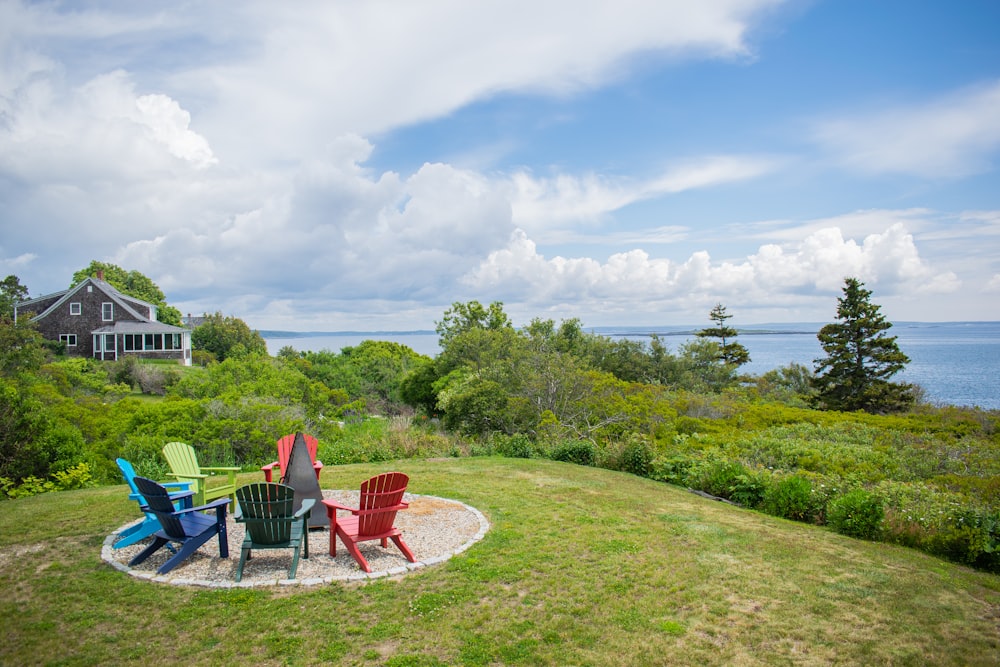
[[162, 441, 238, 510]]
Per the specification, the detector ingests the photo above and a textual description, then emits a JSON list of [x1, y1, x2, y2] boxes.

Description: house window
[[70, 302, 81, 315], [60, 334, 77, 347], [102, 302, 113, 321]]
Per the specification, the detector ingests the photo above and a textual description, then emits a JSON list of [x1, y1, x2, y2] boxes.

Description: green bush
[[620, 436, 654, 477], [649, 454, 695, 486], [827, 488, 884, 540], [763, 475, 817, 522], [496, 434, 533, 459], [1, 462, 94, 499], [550, 440, 595, 466], [691, 458, 745, 499]]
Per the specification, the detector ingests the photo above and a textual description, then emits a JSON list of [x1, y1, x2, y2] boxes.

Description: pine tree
[[696, 303, 750, 367], [812, 278, 913, 413]]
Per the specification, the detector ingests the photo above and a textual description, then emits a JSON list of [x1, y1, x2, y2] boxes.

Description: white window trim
[[70, 302, 81, 315], [102, 302, 114, 321], [60, 333, 77, 347]]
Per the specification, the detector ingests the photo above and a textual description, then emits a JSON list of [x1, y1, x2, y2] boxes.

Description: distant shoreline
[[260, 322, 1000, 339]]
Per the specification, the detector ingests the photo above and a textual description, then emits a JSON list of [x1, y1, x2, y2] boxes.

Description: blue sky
[[2, 1, 999, 331]]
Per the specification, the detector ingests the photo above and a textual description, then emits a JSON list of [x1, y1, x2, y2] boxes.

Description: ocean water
[[264, 322, 1000, 410]]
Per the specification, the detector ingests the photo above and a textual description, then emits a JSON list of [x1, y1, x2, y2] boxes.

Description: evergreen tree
[[696, 303, 750, 367], [812, 277, 913, 413], [0, 275, 30, 318]]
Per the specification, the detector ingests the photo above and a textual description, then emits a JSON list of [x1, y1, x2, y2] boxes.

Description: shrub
[[550, 439, 596, 466], [496, 434, 533, 459], [620, 435, 654, 477], [649, 454, 696, 486], [1, 462, 94, 499], [827, 488, 884, 540], [729, 468, 768, 508], [691, 457, 745, 499], [763, 475, 817, 522]]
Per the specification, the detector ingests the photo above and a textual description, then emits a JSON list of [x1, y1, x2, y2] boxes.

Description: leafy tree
[[340, 340, 428, 413], [191, 312, 267, 362], [0, 275, 29, 318], [696, 303, 750, 367], [435, 300, 512, 347], [71, 261, 182, 326], [812, 277, 914, 413], [0, 316, 47, 378]]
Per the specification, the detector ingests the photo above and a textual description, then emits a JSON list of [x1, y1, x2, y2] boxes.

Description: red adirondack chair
[[322, 472, 416, 572], [261, 433, 323, 483]]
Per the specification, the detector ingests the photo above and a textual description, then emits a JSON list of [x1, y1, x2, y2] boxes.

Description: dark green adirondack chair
[[129, 476, 230, 575], [162, 441, 238, 509], [234, 483, 315, 582]]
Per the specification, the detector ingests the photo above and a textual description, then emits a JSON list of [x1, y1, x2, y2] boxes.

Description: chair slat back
[[237, 483, 295, 545], [357, 472, 409, 537], [163, 441, 202, 476], [276, 434, 319, 476], [116, 458, 141, 495], [134, 476, 186, 539]]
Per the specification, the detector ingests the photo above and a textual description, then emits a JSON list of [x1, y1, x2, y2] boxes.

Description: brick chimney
[[96, 270, 104, 281]]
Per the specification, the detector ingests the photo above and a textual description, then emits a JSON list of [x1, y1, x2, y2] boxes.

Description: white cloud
[[158, 0, 784, 163], [510, 155, 777, 230], [135, 94, 217, 168], [464, 221, 957, 320], [814, 80, 1000, 178]]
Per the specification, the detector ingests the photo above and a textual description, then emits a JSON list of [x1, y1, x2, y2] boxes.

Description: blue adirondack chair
[[114, 458, 193, 550], [128, 476, 230, 575]]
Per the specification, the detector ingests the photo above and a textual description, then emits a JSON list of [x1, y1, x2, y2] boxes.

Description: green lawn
[[2, 457, 998, 666]]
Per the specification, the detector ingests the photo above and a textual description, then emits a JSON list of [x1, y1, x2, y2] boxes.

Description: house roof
[[17, 277, 182, 334], [91, 321, 189, 335]]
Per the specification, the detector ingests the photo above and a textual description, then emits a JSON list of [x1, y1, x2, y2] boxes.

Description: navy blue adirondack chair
[[128, 476, 230, 575], [114, 458, 193, 550]]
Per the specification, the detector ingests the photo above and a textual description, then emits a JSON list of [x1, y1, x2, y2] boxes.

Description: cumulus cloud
[[464, 221, 957, 319], [0, 69, 215, 180], [814, 80, 1000, 178]]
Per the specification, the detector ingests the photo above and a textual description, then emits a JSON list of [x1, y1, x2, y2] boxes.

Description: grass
[[2, 457, 999, 666]]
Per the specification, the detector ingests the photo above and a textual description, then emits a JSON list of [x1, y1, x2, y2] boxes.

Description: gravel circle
[[102, 490, 489, 588]]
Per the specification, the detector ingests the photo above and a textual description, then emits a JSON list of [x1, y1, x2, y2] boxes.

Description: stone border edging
[[101, 494, 489, 588]]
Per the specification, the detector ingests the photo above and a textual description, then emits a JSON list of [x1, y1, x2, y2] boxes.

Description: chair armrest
[[178, 497, 231, 514], [313, 461, 324, 468], [353, 502, 409, 516], [128, 489, 195, 503], [200, 466, 240, 472], [160, 481, 192, 491], [295, 498, 316, 519], [167, 472, 209, 480], [260, 461, 279, 471], [321, 499, 356, 513]]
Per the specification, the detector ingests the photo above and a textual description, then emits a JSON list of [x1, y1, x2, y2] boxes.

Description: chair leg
[[236, 545, 251, 582], [114, 518, 159, 549], [215, 507, 229, 559], [343, 539, 372, 573], [390, 535, 416, 563], [129, 536, 169, 566], [288, 545, 300, 580]]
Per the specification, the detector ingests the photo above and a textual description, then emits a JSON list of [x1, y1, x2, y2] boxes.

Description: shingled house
[[14, 272, 192, 366]]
